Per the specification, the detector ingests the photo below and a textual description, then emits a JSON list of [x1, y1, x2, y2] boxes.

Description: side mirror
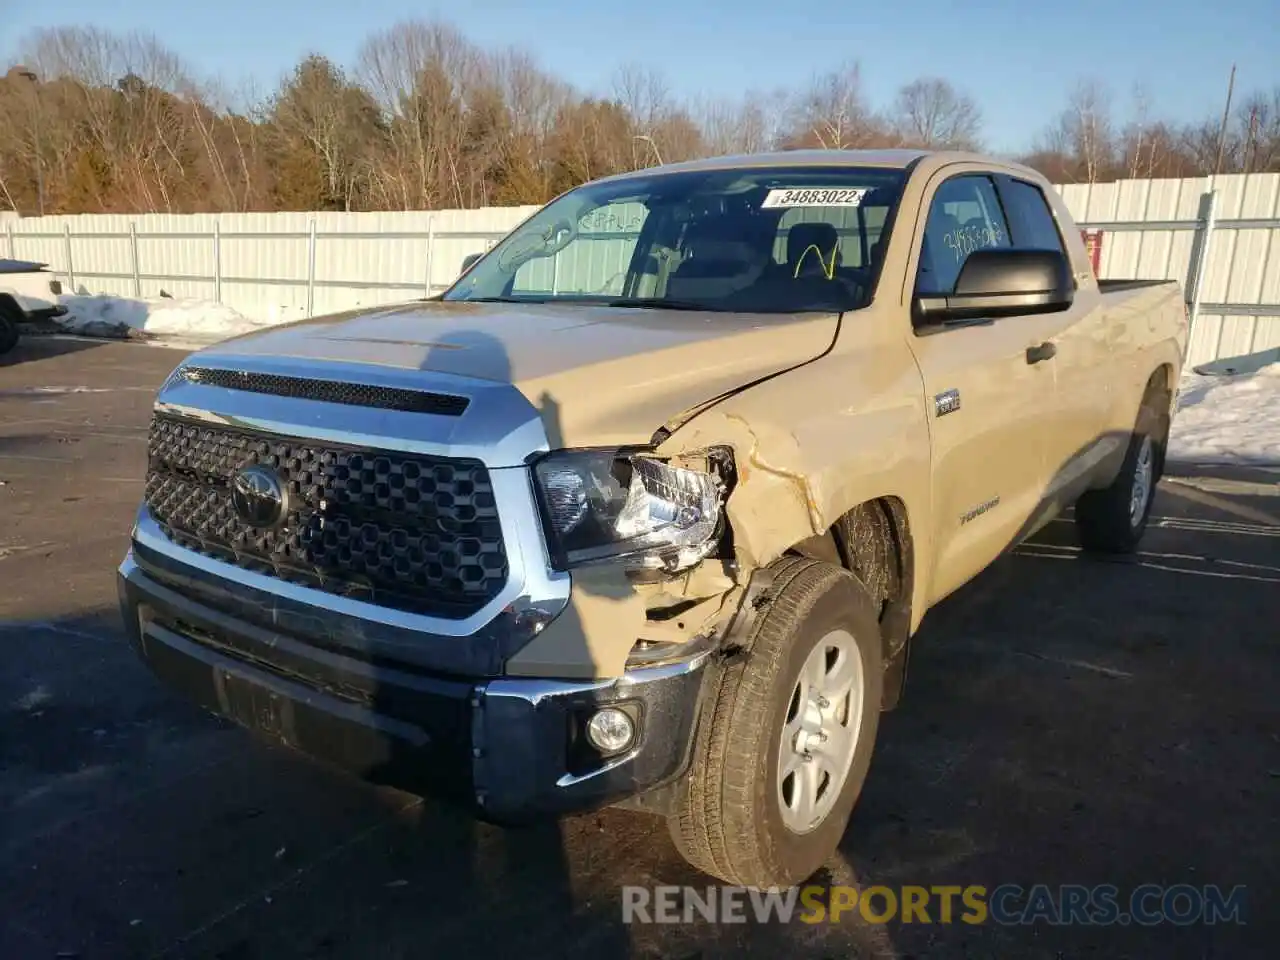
[[459, 252, 482, 276], [915, 248, 1073, 325]]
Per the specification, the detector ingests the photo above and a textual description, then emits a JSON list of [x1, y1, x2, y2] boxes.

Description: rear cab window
[[773, 202, 890, 270], [999, 178, 1067, 255]]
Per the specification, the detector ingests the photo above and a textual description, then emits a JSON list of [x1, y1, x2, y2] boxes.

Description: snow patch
[[1168, 361, 1280, 467], [53, 295, 279, 343]]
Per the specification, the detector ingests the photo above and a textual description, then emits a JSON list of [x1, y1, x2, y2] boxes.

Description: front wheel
[[667, 557, 883, 887]]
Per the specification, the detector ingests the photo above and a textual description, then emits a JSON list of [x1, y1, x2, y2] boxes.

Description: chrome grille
[[143, 413, 507, 617]]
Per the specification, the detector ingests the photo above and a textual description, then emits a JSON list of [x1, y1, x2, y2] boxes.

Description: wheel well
[[1142, 364, 1176, 475], [0, 293, 24, 319], [787, 497, 915, 708], [1146, 364, 1174, 398]]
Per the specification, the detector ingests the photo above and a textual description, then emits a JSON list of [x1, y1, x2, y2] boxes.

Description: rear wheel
[[667, 557, 883, 887], [1074, 386, 1170, 554]]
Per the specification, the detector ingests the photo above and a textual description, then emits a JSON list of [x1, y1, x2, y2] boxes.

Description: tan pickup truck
[[118, 149, 1187, 888]]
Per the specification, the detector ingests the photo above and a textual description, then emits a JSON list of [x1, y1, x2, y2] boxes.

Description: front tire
[[668, 557, 883, 888], [1074, 387, 1171, 554]]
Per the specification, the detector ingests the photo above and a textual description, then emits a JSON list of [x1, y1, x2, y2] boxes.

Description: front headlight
[[532, 447, 730, 573]]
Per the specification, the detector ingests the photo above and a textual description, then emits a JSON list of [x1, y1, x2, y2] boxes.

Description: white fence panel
[[1058, 172, 1280, 367], [1193, 175, 1280, 366]]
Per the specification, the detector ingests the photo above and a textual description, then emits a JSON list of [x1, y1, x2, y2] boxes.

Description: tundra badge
[[934, 389, 961, 417]]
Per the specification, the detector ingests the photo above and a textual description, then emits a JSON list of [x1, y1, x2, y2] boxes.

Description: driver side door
[[906, 171, 1058, 603]]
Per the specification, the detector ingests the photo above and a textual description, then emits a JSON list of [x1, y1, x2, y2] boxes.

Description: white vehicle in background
[[0, 258, 66, 354]]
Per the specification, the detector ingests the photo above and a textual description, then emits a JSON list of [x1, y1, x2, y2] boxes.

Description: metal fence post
[[1187, 189, 1218, 335], [63, 223, 76, 292], [423, 217, 435, 297], [213, 221, 222, 304], [306, 218, 317, 318], [129, 221, 141, 297]]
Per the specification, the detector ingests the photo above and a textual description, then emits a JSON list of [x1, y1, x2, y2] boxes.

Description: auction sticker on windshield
[[761, 187, 869, 208]]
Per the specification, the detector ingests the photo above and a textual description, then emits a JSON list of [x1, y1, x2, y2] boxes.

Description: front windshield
[[442, 165, 906, 314]]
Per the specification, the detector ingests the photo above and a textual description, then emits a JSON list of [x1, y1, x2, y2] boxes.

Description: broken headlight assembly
[[532, 447, 731, 573]]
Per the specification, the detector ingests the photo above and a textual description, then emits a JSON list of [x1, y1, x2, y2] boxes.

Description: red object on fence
[[1080, 229, 1104, 276]]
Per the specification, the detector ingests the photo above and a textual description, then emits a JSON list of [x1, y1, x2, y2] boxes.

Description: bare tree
[[547, 97, 635, 190], [487, 49, 570, 203], [271, 55, 382, 210], [692, 90, 787, 156], [648, 109, 706, 164], [357, 20, 489, 209], [784, 63, 888, 149], [9, 19, 1280, 215], [1038, 79, 1116, 183], [613, 63, 668, 135], [611, 65, 709, 168], [1180, 118, 1238, 176], [1236, 87, 1280, 173], [0, 67, 43, 213], [1120, 83, 1153, 179], [16, 27, 202, 212], [892, 78, 982, 149], [497, 49, 569, 145], [1112, 85, 1191, 180], [181, 76, 273, 211], [1070, 80, 1114, 183]]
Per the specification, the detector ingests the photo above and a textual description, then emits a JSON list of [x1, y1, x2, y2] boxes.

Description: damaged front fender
[[657, 411, 825, 572], [504, 445, 749, 681], [508, 362, 930, 681]]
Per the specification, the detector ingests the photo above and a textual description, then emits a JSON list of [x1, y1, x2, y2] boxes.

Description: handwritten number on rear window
[[943, 223, 1005, 262]]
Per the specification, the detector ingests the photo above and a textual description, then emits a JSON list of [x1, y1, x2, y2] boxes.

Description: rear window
[[1001, 179, 1067, 254]]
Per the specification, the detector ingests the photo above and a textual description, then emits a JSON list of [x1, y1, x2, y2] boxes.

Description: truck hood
[[202, 300, 839, 448]]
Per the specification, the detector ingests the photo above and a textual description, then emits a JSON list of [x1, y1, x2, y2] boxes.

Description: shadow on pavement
[[3, 474, 1276, 958], [1, 333, 107, 368]]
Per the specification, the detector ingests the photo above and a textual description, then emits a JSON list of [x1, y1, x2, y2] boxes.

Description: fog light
[[586, 707, 635, 754]]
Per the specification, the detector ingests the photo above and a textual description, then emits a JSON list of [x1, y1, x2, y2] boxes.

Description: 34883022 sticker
[[761, 187, 870, 209]]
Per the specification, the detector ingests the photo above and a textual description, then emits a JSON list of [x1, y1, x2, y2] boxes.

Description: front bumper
[[24, 304, 68, 321], [118, 551, 709, 822]]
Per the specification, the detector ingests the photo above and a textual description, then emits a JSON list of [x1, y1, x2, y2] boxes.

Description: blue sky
[[1, 0, 1274, 153]]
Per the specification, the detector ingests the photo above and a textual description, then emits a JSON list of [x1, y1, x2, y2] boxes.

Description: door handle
[[1026, 342, 1057, 364]]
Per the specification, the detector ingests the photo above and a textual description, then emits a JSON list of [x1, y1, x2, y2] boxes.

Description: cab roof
[[594, 148, 1046, 185]]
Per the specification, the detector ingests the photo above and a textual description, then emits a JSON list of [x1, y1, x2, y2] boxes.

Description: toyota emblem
[[231, 465, 288, 528]]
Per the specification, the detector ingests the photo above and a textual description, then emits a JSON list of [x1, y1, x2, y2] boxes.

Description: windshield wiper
[[458, 296, 552, 304], [605, 297, 713, 312], [456, 295, 715, 311]]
